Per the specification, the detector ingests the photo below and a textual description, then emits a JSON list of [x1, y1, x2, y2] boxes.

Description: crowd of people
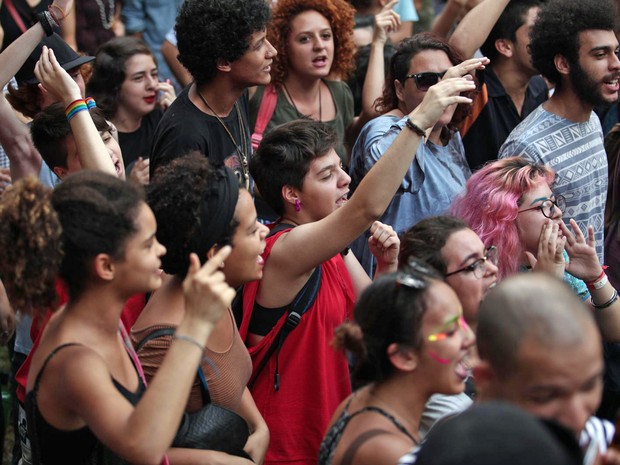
[[0, 0, 620, 464]]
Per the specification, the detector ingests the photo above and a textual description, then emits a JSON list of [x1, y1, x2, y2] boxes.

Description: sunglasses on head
[[403, 71, 447, 91]]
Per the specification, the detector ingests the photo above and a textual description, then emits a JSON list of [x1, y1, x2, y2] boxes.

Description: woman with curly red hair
[[249, 0, 358, 166]]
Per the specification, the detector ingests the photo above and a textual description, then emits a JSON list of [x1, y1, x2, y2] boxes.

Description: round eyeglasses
[[517, 195, 566, 219], [402, 71, 447, 91], [444, 246, 498, 279]]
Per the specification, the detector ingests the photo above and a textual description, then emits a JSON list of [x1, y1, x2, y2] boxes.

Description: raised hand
[[526, 220, 565, 279], [183, 247, 235, 326], [34, 46, 81, 105], [372, 0, 401, 45], [368, 221, 400, 269], [408, 76, 476, 131], [156, 80, 176, 111], [129, 157, 150, 186], [443, 56, 489, 80], [561, 219, 602, 281]]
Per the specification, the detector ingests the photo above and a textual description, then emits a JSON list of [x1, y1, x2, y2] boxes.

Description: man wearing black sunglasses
[[498, 0, 618, 266]]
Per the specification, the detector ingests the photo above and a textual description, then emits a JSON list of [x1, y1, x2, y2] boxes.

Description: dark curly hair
[[175, 0, 271, 85], [333, 265, 441, 384], [529, 0, 617, 87], [147, 153, 241, 278], [0, 172, 144, 314], [398, 216, 469, 275], [268, 0, 356, 88], [480, 0, 542, 62], [376, 33, 473, 140], [87, 36, 155, 119], [250, 119, 337, 216]]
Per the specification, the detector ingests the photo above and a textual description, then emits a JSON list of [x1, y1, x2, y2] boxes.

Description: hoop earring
[[294, 199, 301, 212]]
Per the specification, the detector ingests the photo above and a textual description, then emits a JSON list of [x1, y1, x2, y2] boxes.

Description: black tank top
[[26, 343, 145, 465]]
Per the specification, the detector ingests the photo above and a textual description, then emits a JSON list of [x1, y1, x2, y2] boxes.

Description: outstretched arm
[[34, 46, 119, 178], [263, 77, 476, 306], [0, 0, 74, 181], [448, 0, 510, 58]]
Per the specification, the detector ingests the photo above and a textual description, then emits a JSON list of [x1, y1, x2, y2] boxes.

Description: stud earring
[[294, 199, 301, 212]]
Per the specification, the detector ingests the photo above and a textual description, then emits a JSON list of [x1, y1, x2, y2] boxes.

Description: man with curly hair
[[149, 0, 277, 188], [499, 0, 619, 265]]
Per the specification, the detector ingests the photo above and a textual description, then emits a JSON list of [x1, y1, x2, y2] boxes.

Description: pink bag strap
[[5, 0, 28, 33], [251, 84, 278, 151]]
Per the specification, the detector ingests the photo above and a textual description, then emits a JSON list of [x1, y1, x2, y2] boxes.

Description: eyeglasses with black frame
[[517, 195, 566, 219], [444, 245, 498, 279], [402, 70, 447, 91]]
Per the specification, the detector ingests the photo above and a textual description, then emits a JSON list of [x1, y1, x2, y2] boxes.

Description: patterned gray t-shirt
[[499, 105, 608, 263]]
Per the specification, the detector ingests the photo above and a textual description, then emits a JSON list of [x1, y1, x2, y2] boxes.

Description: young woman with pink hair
[[451, 157, 620, 342]]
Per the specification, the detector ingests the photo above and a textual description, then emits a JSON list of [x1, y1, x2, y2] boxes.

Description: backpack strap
[[248, 264, 322, 391], [251, 84, 278, 151]]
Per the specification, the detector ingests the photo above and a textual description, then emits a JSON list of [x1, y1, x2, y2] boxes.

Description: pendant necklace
[[283, 82, 322, 121], [197, 88, 250, 189]]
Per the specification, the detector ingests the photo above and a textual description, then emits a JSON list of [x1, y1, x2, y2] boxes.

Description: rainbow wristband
[[65, 99, 88, 121], [85, 97, 96, 109]]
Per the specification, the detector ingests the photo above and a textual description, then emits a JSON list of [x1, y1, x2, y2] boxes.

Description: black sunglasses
[[403, 71, 447, 91]]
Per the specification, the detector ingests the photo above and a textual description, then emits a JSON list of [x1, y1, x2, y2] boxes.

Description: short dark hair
[[250, 119, 337, 215], [175, 0, 271, 85], [333, 267, 442, 384], [0, 171, 144, 312], [480, 0, 542, 62], [147, 153, 241, 278], [399, 216, 469, 275], [529, 0, 616, 86], [87, 36, 155, 119], [31, 103, 112, 170]]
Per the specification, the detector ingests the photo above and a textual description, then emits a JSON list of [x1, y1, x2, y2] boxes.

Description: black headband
[[199, 167, 240, 255]]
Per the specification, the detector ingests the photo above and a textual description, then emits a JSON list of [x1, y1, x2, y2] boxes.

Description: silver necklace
[[93, 0, 115, 30], [283, 82, 322, 121], [197, 89, 250, 189]]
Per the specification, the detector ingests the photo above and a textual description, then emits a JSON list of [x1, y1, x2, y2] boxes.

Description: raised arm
[[449, 0, 511, 58], [49, 249, 234, 465], [0, 0, 74, 181], [273, 77, 476, 279], [34, 46, 118, 177]]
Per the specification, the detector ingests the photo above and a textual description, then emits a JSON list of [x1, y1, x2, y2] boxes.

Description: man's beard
[[569, 59, 617, 107]]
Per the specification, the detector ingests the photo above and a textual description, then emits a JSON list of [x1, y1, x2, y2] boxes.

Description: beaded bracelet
[[65, 99, 88, 121], [85, 97, 97, 109], [174, 334, 204, 352], [591, 288, 619, 310]]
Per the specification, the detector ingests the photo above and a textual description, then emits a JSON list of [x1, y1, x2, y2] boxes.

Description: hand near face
[[527, 220, 565, 279], [368, 221, 400, 269], [156, 80, 176, 111], [408, 77, 475, 130], [34, 46, 82, 104], [372, 0, 401, 45], [443, 56, 489, 81], [561, 219, 602, 282], [183, 247, 235, 326], [128, 157, 150, 186]]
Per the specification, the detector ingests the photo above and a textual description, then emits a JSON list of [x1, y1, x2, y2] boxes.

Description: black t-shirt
[[118, 108, 163, 169], [459, 67, 548, 171], [150, 87, 251, 186], [0, 0, 53, 51]]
